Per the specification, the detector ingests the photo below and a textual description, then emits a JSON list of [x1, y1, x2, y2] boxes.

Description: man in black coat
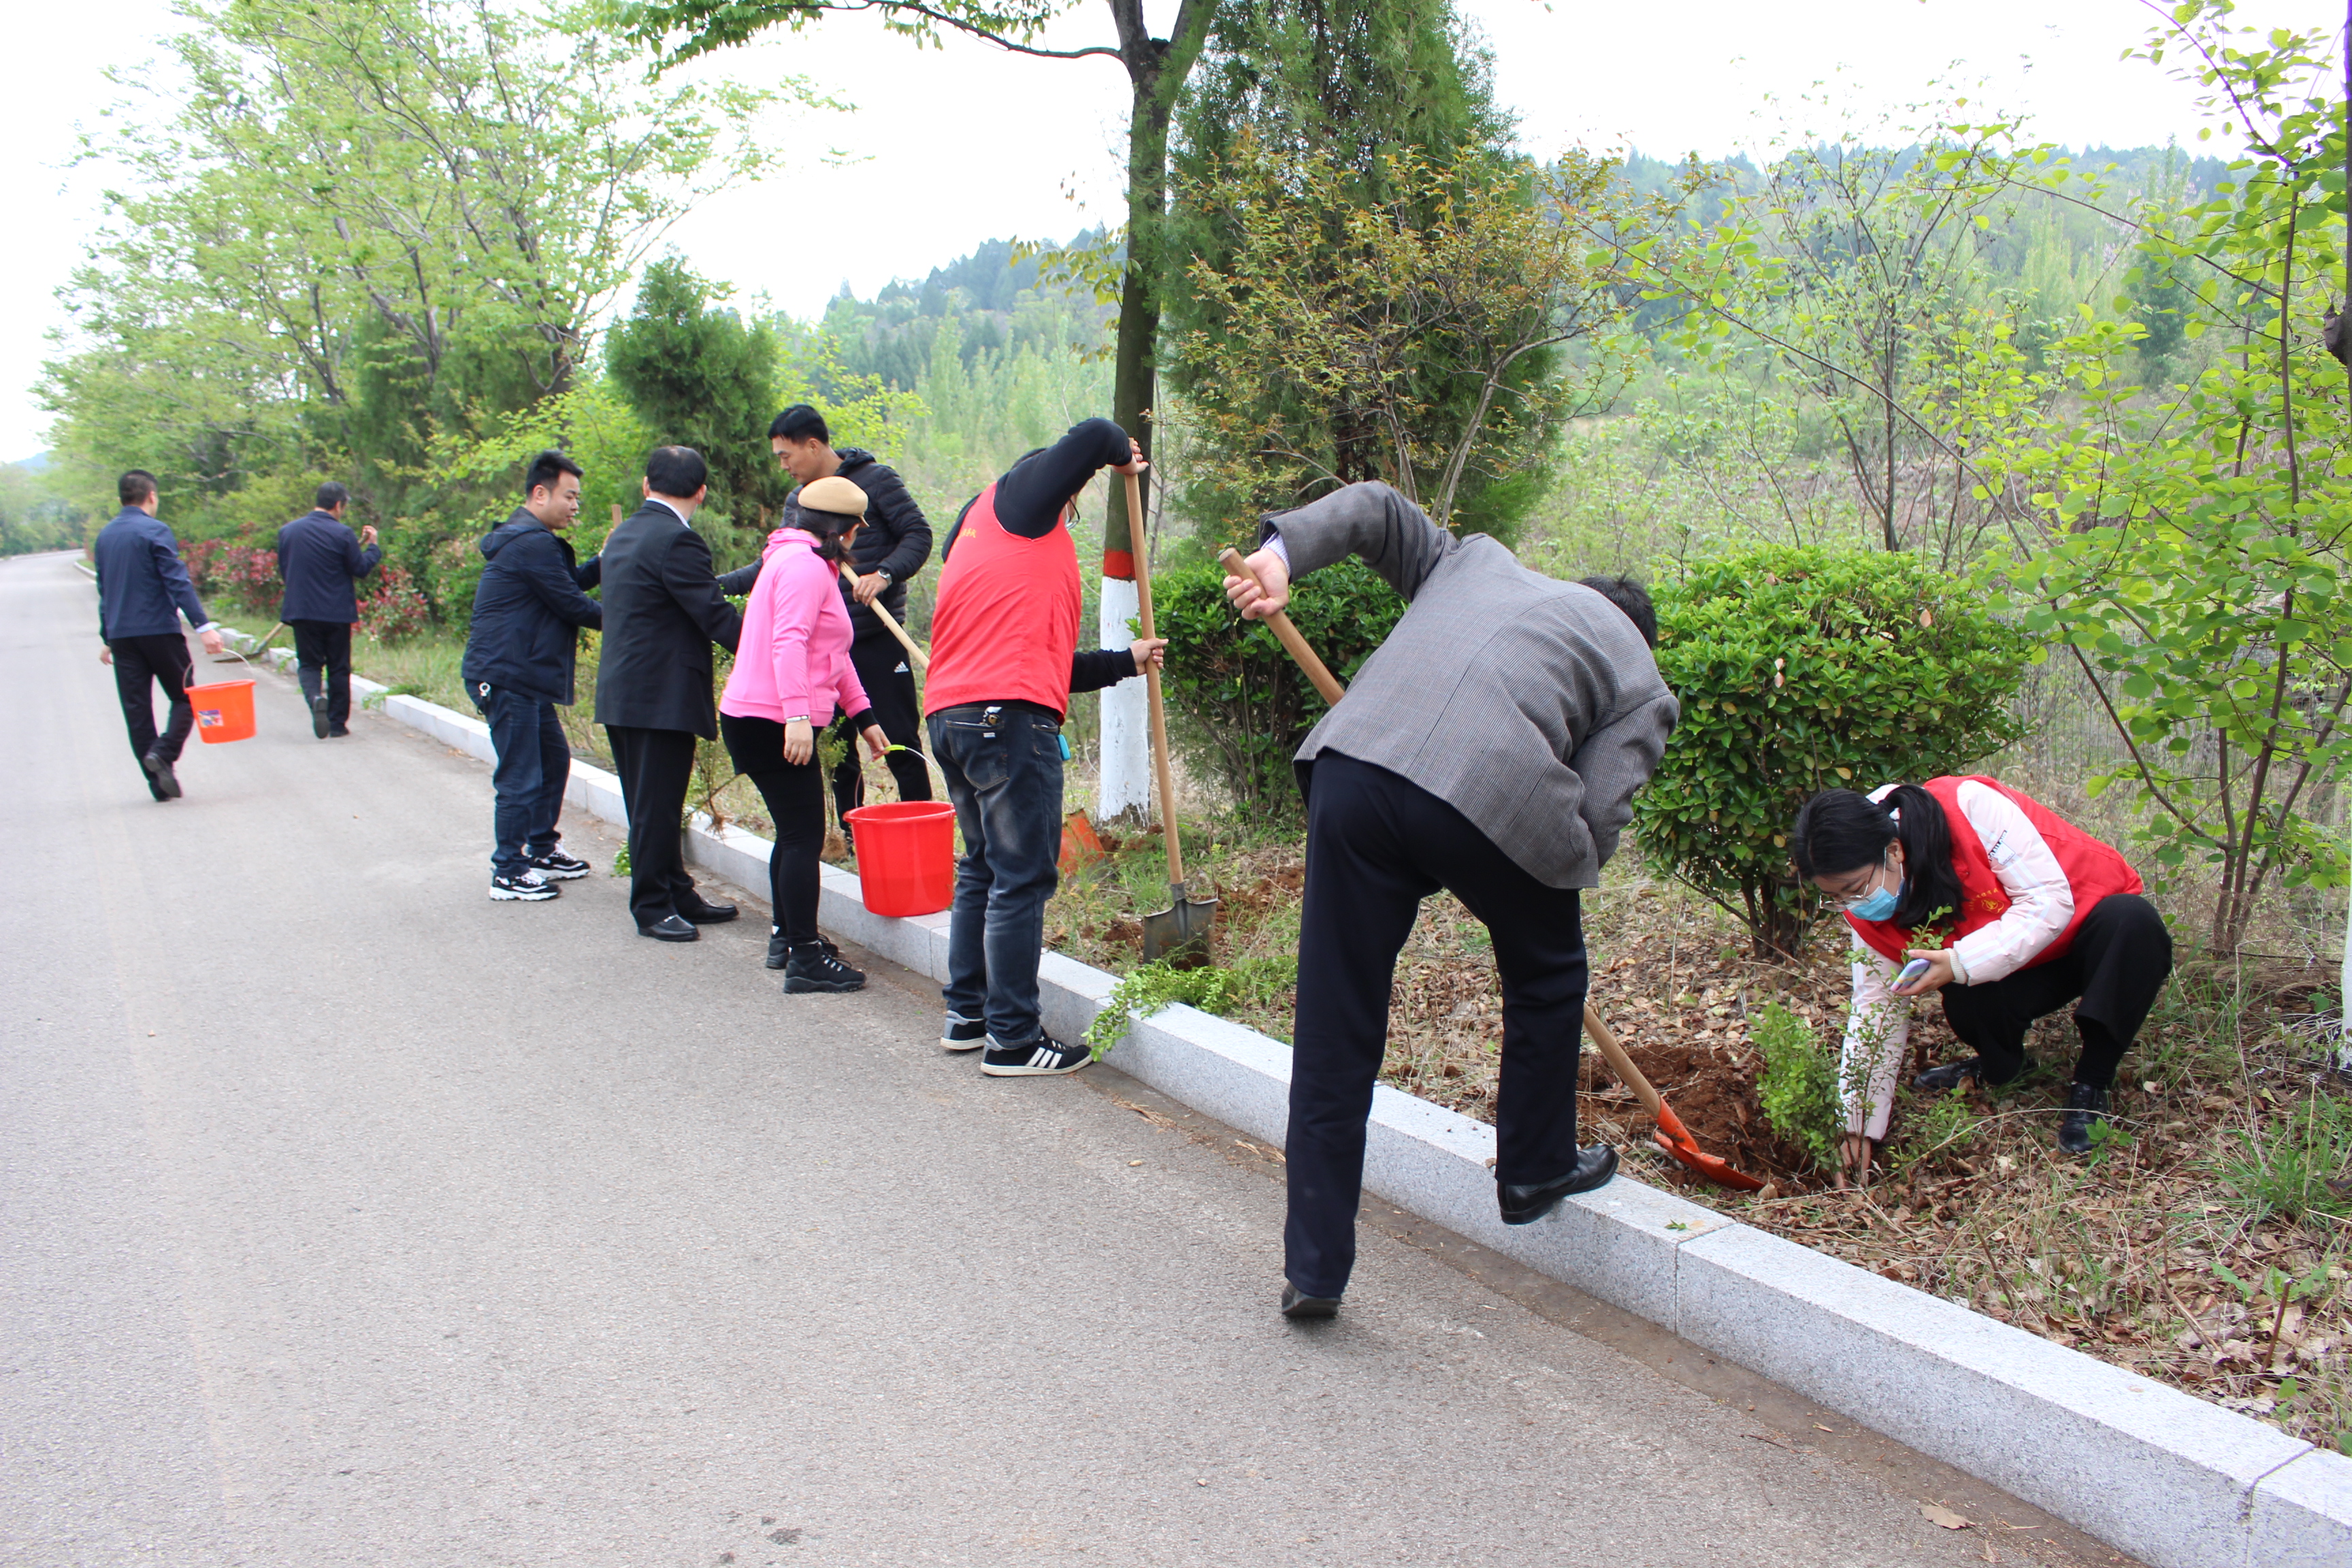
[[462, 450, 604, 903], [768, 404, 935, 821], [276, 480, 382, 738], [593, 446, 745, 941], [93, 468, 225, 800]]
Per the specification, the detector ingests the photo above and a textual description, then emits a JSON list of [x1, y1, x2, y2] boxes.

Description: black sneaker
[[141, 750, 182, 800], [489, 871, 559, 902], [1279, 1283, 1341, 1320], [529, 847, 592, 881], [981, 1035, 1090, 1077], [310, 692, 330, 738], [783, 943, 865, 994], [1915, 1056, 2001, 1093], [768, 930, 841, 970], [941, 1015, 988, 1054], [2057, 1081, 2112, 1154], [327, 723, 350, 738]]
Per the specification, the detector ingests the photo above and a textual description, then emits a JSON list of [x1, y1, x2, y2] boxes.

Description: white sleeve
[[1840, 933, 1911, 1141], [1947, 779, 2073, 984]]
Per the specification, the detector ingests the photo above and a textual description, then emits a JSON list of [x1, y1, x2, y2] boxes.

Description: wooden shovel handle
[[1582, 1002, 1665, 1120], [1128, 473, 1185, 886], [839, 563, 928, 672], [1217, 546, 1346, 706]]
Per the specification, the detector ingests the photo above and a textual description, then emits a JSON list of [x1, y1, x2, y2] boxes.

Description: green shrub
[[1751, 1001, 1844, 1171], [1085, 962, 1243, 1058], [1634, 545, 2029, 957], [1152, 557, 1407, 812]]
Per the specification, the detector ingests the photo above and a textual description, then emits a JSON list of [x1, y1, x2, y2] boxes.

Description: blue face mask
[[1846, 883, 1900, 922]]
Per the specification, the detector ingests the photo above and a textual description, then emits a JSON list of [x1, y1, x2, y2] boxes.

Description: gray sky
[[5, 0, 2334, 461]]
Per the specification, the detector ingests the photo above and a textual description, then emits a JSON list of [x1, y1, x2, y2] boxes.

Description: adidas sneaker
[[941, 1015, 988, 1054], [980, 1035, 1091, 1077]]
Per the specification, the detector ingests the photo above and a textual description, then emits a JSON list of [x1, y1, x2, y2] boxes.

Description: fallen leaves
[[1921, 1503, 1973, 1531]]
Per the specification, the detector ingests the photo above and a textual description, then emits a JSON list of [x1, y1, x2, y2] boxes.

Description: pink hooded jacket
[[719, 529, 870, 729]]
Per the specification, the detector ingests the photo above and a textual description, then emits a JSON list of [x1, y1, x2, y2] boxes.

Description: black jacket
[[94, 508, 212, 640], [461, 512, 602, 706], [831, 449, 932, 640], [593, 499, 744, 737], [276, 510, 382, 623]]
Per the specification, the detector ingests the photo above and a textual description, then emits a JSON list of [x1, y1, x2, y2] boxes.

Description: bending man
[[1224, 483, 1677, 1320]]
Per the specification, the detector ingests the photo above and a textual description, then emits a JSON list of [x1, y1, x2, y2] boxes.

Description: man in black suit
[[276, 480, 382, 738], [594, 446, 745, 941]]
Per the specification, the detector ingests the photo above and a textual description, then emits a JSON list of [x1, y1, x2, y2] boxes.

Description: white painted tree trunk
[[1096, 577, 1150, 821]]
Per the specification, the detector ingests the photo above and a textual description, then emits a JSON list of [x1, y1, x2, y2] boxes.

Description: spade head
[[1651, 1101, 1766, 1192], [1141, 885, 1218, 968]]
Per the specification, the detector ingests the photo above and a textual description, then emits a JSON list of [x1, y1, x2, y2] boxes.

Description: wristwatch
[[874, 568, 894, 586]]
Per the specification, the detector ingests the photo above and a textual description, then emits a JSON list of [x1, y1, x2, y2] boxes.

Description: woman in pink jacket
[[720, 475, 889, 993]]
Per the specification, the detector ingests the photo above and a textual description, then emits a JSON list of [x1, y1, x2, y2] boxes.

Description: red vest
[[924, 483, 1083, 717], [1846, 776, 2142, 966]]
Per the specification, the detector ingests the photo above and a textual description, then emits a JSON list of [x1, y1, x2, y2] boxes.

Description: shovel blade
[[1652, 1101, 1767, 1192], [1140, 888, 1218, 968]]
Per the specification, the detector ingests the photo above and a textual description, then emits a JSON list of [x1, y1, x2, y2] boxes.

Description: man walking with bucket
[[463, 451, 604, 902], [276, 481, 382, 738], [1223, 481, 1676, 1320], [93, 468, 225, 801]]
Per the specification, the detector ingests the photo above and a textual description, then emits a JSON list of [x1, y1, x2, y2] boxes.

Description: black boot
[[767, 930, 841, 970], [783, 942, 865, 994], [2057, 1081, 2111, 1154]]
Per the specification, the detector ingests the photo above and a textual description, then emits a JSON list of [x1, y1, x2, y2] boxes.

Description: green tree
[[1634, 545, 2029, 958]]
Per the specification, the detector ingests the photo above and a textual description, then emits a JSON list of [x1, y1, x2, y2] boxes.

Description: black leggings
[[721, 713, 827, 945], [1940, 894, 2173, 1089]]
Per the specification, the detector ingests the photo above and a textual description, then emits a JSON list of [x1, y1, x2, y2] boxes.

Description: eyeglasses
[[1821, 856, 1893, 909]]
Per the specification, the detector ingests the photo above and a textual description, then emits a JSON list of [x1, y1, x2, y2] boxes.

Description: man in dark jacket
[[594, 446, 745, 941], [462, 451, 604, 902], [93, 469, 225, 801], [276, 480, 382, 738], [768, 404, 935, 821]]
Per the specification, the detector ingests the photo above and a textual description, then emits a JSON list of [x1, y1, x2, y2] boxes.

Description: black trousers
[[1940, 893, 2173, 1089], [830, 632, 930, 821], [289, 619, 353, 725], [108, 633, 195, 794], [606, 725, 701, 928], [1289, 753, 1589, 1299], [722, 713, 826, 945]]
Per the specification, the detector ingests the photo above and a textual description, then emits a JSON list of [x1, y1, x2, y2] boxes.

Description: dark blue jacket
[[461, 511, 603, 705], [276, 509, 382, 623], [93, 507, 212, 640]]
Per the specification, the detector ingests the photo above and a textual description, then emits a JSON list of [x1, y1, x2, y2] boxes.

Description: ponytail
[[1882, 783, 1965, 931]]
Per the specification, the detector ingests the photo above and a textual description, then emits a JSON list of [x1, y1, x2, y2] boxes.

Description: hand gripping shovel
[[1582, 1003, 1765, 1192], [1222, 546, 1763, 1193], [1130, 472, 1217, 965], [838, 564, 929, 672]]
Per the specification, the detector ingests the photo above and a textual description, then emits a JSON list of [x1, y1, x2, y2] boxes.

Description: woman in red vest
[[1791, 778, 2172, 1178]]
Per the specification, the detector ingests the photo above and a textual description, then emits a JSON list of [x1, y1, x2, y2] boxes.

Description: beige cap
[[798, 475, 868, 519]]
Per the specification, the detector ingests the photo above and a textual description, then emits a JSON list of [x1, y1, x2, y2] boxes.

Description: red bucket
[[843, 800, 957, 916], [186, 679, 257, 743]]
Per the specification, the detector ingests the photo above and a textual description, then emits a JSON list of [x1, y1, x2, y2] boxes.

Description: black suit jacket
[[593, 500, 743, 737], [276, 510, 382, 623]]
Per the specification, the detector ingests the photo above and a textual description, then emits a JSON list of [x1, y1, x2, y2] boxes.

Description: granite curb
[[242, 640, 2346, 1568]]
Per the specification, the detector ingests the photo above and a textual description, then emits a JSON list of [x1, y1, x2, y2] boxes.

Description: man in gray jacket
[[1224, 480, 1677, 1320]]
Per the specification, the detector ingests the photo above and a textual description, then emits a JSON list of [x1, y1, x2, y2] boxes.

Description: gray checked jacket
[[1264, 482, 1678, 889]]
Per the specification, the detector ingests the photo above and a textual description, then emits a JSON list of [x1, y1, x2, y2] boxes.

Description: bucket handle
[[874, 741, 953, 797]]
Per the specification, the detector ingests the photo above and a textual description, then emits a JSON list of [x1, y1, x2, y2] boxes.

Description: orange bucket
[[843, 800, 957, 916], [186, 679, 257, 744]]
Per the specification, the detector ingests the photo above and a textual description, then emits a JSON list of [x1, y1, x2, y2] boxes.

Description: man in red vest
[[925, 419, 1163, 1076]]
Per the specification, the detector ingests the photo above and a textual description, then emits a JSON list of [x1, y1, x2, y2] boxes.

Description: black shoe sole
[[784, 976, 866, 994], [680, 909, 738, 924], [141, 754, 182, 800], [310, 698, 329, 739], [638, 926, 700, 942]]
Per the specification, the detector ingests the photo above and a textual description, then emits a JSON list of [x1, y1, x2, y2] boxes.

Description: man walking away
[[768, 404, 935, 825], [924, 419, 1161, 1076], [276, 480, 381, 738], [463, 451, 604, 903], [94, 470, 225, 801], [594, 446, 745, 941], [1224, 483, 1677, 1320]]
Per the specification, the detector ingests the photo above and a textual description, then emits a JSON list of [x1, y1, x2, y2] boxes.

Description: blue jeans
[[929, 702, 1064, 1046], [475, 684, 572, 876]]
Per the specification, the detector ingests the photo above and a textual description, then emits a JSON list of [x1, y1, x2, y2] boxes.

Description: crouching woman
[[1790, 777, 2172, 1177], [718, 475, 889, 994]]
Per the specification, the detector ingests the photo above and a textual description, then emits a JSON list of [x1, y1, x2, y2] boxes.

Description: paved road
[[3, 550, 2012, 1567]]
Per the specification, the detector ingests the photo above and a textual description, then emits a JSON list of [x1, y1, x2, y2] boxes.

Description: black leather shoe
[[679, 897, 737, 924], [1914, 1056, 1988, 1093], [1499, 1145, 1618, 1225], [2057, 1081, 2112, 1154], [141, 750, 182, 800], [1279, 1283, 1340, 1320], [638, 915, 699, 942]]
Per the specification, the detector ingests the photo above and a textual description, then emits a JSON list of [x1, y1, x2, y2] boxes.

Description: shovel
[[838, 564, 928, 673], [1582, 1003, 1765, 1192], [1224, 549, 1765, 1193], [1130, 472, 1217, 965]]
